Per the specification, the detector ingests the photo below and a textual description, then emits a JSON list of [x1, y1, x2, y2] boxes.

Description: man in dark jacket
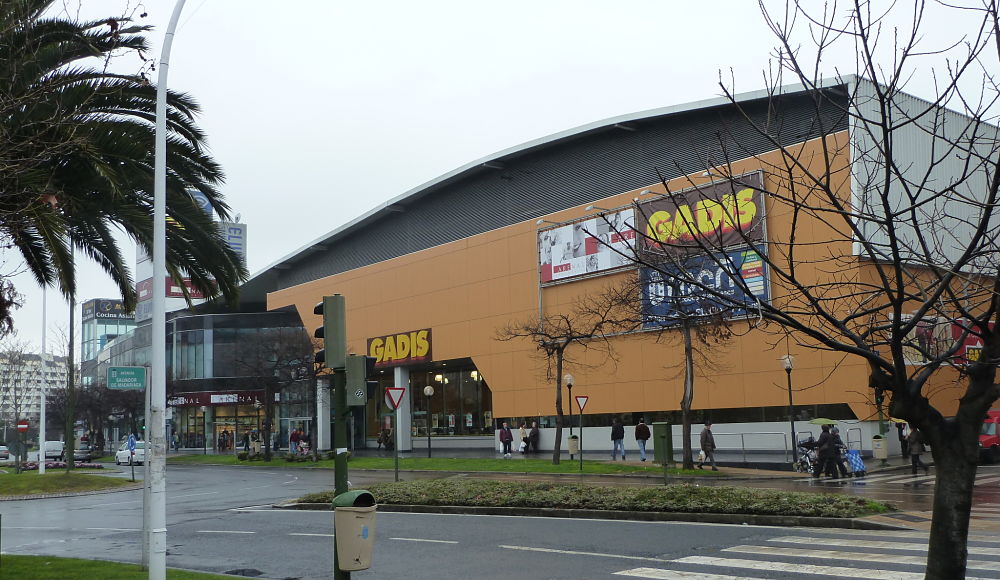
[[815, 424, 837, 478], [528, 422, 540, 454], [634, 419, 651, 462], [698, 421, 717, 470], [611, 418, 626, 460], [498, 422, 514, 458]]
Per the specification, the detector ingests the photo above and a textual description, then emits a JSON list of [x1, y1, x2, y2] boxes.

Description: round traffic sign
[[16, 420, 28, 432]]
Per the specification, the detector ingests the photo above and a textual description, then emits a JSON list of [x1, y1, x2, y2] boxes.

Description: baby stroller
[[845, 449, 867, 478], [794, 437, 819, 474]]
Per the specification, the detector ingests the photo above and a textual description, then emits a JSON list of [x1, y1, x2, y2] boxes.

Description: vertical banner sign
[[538, 209, 636, 284]]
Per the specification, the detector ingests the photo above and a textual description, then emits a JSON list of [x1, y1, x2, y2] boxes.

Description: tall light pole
[[780, 354, 798, 464], [423, 385, 434, 458], [564, 373, 574, 459], [150, 3, 187, 578]]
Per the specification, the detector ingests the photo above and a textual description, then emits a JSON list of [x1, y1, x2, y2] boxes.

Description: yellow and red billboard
[[367, 328, 432, 368], [639, 172, 765, 258]]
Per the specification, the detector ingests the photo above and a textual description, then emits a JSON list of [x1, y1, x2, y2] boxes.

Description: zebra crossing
[[795, 467, 1000, 486], [611, 528, 1000, 579]]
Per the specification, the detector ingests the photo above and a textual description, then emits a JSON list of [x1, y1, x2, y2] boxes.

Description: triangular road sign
[[385, 387, 406, 410], [575, 395, 589, 413]]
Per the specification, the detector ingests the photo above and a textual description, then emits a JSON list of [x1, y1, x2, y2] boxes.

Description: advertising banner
[[368, 328, 432, 368], [638, 172, 765, 259], [538, 209, 635, 284], [640, 247, 768, 327], [950, 319, 992, 365], [900, 315, 952, 365]]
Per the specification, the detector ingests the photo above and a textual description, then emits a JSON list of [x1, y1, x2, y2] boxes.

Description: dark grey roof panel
[[246, 87, 849, 298]]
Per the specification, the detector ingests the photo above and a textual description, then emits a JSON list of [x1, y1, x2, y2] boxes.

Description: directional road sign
[[385, 387, 406, 410], [108, 366, 147, 390], [575, 395, 589, 413]]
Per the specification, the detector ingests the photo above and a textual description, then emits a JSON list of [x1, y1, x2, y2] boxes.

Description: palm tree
[[0, 0, 247, 312]]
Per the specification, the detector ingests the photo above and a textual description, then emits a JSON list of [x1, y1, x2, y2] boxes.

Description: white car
[[43, 440, 65, 461], [115, 440, 145, 466]]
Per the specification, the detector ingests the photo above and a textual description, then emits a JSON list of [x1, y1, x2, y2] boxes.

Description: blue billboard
[[640, 248, 768, 328]]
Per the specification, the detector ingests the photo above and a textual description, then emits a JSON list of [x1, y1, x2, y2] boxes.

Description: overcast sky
[[4, 1, 988, 353]]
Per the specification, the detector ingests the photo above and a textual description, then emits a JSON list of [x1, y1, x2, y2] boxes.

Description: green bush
[[236, 452, 248, 461], [299, 479, 894, 519]]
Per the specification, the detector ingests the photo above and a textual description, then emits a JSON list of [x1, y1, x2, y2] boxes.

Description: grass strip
[[0, 555, 232, 579], [300, 479, 894, 518], [0, 471, 135, 496], [166, 453, 714, 476]]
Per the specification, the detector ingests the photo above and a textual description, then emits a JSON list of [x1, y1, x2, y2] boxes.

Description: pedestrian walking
[[831, 427, 849, 478], [518, 422, 528, 454], [698, 421, 717, 470], [529, 422, 540, 454], [290, 428, 301, 454], [907, 424, 930, 475], [897, 422, 909, 458], [634, 418, 651, 462], [499, 422, 514, 458], [611, 418, 626, 460], [815, 424, 838, 478]]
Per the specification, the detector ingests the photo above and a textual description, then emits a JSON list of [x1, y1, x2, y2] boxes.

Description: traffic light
[[313, 295, 346, 369], [345, 354, 377, 407]]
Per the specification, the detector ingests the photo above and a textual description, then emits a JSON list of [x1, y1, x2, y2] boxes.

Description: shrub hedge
[[299, 479, 893, 518]]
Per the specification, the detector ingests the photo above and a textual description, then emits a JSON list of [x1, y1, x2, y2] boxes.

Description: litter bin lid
[[333, 490, 376, 508], [651, 422, 671, 426]]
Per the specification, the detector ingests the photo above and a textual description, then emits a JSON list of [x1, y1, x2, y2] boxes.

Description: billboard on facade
[[538, 209, 635, 284], [82, 299, 132, 322], [638, 172, 766, 259], [640, 247, 769, 327], [368, 328, 432, 368]]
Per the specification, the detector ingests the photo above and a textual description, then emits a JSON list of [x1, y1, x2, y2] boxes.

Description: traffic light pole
[[333, 368, 350, 580]]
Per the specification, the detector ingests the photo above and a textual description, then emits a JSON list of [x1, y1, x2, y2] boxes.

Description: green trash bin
[[334, 490, 377, 571], [652, 422, 673, 465]]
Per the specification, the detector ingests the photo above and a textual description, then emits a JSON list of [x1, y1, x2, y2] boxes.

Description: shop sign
[[538, 209, 636, 284], [368, 329, 432, 368], [640, 247, 769, 327], [167, 390, 265, 407], [638, 172, 765, 259], [83, 299, 132, 322]]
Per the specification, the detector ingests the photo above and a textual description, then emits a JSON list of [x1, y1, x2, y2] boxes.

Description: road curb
[[277, 502, 907, 530]]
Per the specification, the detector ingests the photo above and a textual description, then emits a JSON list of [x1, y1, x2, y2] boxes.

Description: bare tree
[[596, 3, 1000, 575], [497, 285, 628, 464], [0, 335, 40, 472]]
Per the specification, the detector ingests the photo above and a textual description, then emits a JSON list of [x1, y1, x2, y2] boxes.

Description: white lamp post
[[780, 354, 798, 464], [423, 385, 435, 458]]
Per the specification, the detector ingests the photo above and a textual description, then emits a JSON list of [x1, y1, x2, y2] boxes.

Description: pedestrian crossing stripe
[[796, 470, 1000, 486], [608, 529, 1000, 580], [613, 569, 756, 579], [725, 545, 1000, 572], [770, 535, 999, 555]]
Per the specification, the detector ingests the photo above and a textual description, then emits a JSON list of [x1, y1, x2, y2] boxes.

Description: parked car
[[0, 445, 8, 460], [43, 440, 65, 461], [980, 410, 1000, 463], [115, 440, 145, 466]]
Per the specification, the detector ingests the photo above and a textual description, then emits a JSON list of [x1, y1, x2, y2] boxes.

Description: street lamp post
[[564, 373, 574, 459], [200, 406, 208, 455], [780, 355, 798, 464], [423, 385, 434, 458]]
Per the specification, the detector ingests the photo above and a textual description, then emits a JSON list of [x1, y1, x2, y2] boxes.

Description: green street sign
[[108, 366, 147, 390]]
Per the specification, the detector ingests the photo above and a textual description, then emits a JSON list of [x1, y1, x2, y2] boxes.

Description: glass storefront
[[410, 365, 493, 437]]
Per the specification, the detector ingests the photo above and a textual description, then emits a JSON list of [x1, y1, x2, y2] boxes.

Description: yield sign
[[385, 387, 406, 410], [575, 395, 589, 413]]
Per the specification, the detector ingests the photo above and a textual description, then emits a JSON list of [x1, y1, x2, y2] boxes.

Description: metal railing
[[690, 431, 791, 463], [846, 427, 864, 450]]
